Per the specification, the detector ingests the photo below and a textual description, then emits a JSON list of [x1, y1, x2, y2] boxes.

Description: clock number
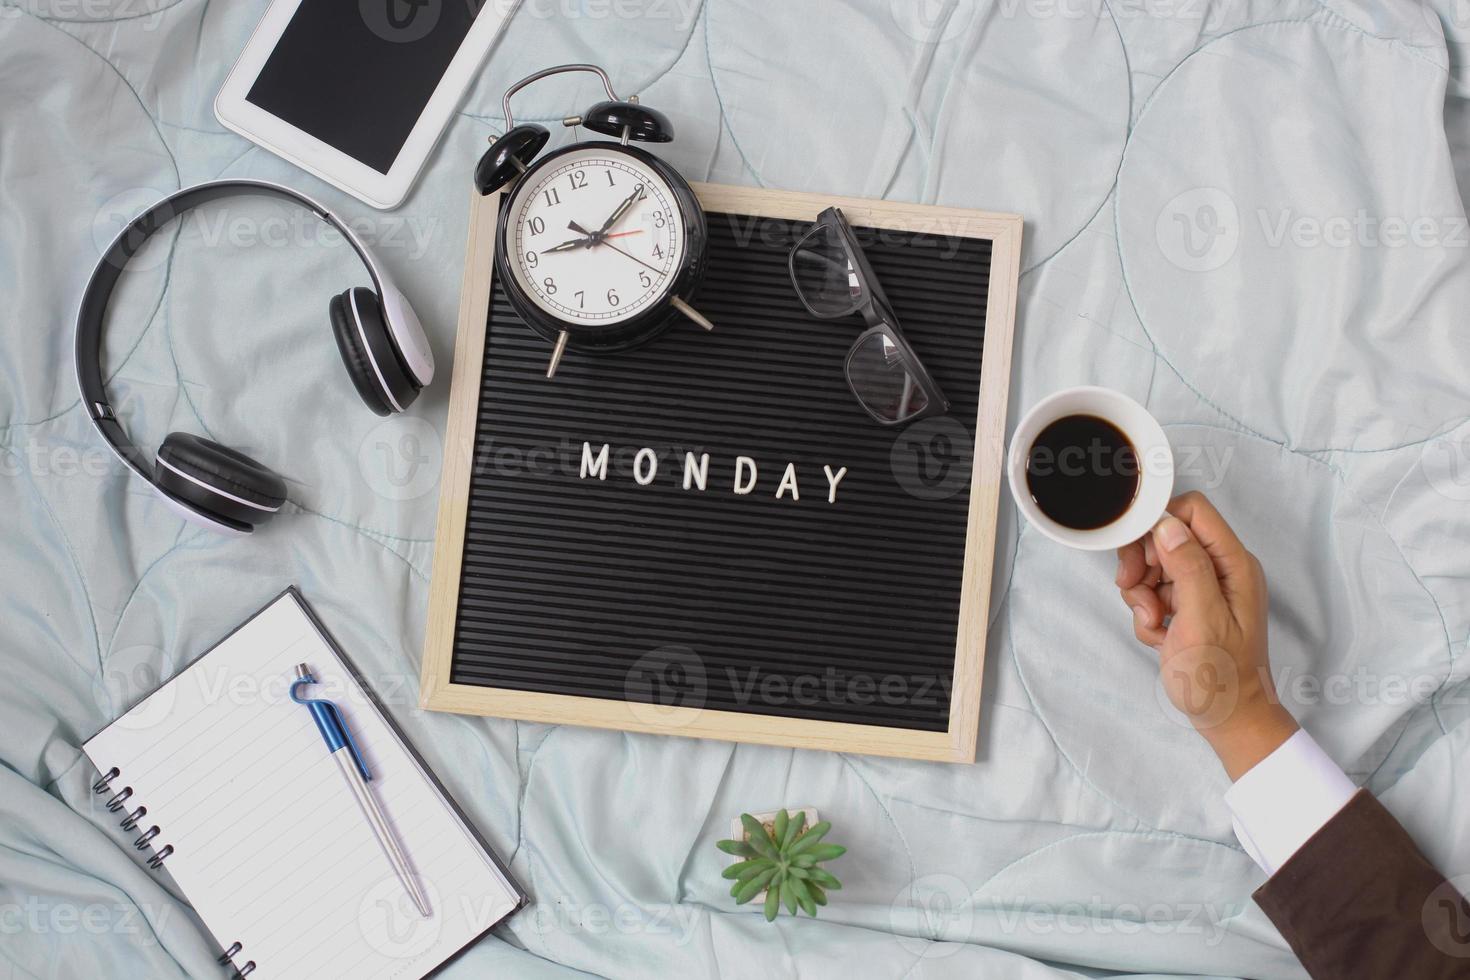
[[529, 216, 545, 236], [606, 289, 620, 307], [652, 242, 664, 260], [568, 170, 587, 191], [574, 290, 585, 309], [543, 187, 561, 208], [638, 270, 652, 289], [543, 277, 557, 295], [526, 250, 539, 268], [651, 210, 666, 229], [605, 169, 616, 187]]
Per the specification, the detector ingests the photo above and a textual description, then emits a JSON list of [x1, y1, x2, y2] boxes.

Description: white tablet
[[215, 0, 514, 210]]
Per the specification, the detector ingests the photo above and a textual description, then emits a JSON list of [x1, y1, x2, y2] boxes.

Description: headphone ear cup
[[153, 433, 288, 531], [330, 287, 419, 416]]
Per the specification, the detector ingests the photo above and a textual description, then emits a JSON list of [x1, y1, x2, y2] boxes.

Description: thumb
[[1152, 514, 1225, 619]]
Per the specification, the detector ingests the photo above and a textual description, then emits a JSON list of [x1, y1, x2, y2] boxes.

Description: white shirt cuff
[[1224, 728, 1358, 876]]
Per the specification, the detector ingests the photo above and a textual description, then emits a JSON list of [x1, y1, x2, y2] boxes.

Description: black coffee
[[1025, 414, 1140, 530]]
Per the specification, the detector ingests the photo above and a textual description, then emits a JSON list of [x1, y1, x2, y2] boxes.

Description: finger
[[1116, 541, 1148, 588], [1142, 561, 1163, 589], [1152, 514, 1226, 619], [1122, 584, 1167, 646], [1165, 492, 1258, 601], [1156, 582, 1174, 614], [1143, 533, 1157, 568]]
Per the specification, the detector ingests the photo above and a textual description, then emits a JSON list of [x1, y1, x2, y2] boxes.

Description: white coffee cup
[[1006, 386, 1174, 551]]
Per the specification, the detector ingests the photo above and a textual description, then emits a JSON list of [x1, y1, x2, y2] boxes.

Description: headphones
[[75, 180, 435, 536]]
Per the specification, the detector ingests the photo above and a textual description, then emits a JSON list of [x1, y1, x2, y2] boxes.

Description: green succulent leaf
[[801, 843, 847, 863], [808, 883, 828, 906], [763, 884, 781, 921], [782, 881, 799, 915], [781, 810, 806, 849], [786, 821, 831, 854], [788, 875, 817, 917], [787, 866, 810, 879], [808, 868, 843, 890], [722, 859, 761, 880], [716, 839, 755, 857], [773, 808, 790, 846], [740, 814, 779, 859], [734, 867, 778, 904], [738, 861, 774, 883]]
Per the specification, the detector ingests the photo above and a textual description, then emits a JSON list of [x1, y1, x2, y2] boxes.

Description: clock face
[[505, 145, 686, 327]]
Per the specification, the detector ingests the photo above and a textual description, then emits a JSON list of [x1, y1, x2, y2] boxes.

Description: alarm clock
[[475, 64, 713, 379]]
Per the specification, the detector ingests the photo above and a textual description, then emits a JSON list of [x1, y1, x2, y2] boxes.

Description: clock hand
[[595, 184, 644, 236], [541, 235, 593, 253], [600, 238, 664, 276]]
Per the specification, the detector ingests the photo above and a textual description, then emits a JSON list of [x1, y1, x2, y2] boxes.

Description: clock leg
[[546, 330, 570, 379], [671, 296, 715, 332]]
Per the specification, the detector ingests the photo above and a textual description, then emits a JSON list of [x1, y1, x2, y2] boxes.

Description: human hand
[[1115, 491, 1298, 780]]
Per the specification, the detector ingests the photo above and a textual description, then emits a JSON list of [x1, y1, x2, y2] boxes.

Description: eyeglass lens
[[846, 330, 931, 424], [791, 224, 865, 317]]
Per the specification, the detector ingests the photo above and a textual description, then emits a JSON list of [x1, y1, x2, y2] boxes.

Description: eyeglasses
[[788, 207, 949, 426]]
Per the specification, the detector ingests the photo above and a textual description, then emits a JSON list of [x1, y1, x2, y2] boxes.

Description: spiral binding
[[92, 766, 173, 873], [218, 942, 255, 977]]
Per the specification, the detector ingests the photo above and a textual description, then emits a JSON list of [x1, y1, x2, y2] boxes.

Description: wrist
[[1202, 697, 1299, 782]]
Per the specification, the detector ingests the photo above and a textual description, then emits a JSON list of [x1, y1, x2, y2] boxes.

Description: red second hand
[[604, 230, 643, 239]]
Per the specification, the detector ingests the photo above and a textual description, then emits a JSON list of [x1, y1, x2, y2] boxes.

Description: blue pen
[[290, 664, 431, 917]]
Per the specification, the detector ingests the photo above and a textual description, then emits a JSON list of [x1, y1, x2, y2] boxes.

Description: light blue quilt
[[3, 1, 1469, 977]]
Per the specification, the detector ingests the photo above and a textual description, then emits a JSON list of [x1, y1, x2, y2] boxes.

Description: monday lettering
[[579, 442, 849, 504]]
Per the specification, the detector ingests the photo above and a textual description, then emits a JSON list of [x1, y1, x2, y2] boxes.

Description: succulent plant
[[716, 809, 845, 921]]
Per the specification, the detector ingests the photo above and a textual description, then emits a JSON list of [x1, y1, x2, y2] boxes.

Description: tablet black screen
[[246, 0, 486, 174]]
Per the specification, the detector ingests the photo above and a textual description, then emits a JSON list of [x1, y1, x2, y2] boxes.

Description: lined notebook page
[[84, 593, 519, 980]]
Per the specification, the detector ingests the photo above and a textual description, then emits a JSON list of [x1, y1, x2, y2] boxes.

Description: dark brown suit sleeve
[[1252, 789, 1470, 979]]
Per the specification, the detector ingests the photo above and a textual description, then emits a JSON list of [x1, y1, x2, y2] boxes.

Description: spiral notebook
[[83, 589, 525, 979]]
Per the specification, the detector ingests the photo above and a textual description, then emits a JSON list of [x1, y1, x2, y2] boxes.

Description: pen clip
[[290, 668, 372, 781]]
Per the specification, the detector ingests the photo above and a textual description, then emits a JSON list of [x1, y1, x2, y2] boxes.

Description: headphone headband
[[74, 180, 398, 481]]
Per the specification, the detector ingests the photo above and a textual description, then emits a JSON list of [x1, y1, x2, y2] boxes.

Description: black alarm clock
[[475, 64, 713, 379]]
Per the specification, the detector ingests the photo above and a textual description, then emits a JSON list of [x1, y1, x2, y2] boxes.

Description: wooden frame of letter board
[[420, 183, 1021, 763]]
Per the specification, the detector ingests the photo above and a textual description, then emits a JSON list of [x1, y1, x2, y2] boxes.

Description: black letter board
[[422, 184, 1020, 762]]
